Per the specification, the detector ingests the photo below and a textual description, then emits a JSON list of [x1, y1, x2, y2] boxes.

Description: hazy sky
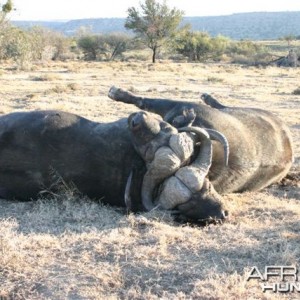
[[10, 0, 300, 21]]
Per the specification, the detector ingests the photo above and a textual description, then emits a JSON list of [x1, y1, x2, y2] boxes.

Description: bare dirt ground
[[0, 61, 299, 299]]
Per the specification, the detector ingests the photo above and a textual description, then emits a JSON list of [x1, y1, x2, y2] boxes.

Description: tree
[[1, 0, 13, 25], [125, 0, 183, 63], [102, 33, 131, 61]]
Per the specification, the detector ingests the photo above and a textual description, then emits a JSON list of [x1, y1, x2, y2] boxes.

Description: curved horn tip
[[204, 128, 230, 166]]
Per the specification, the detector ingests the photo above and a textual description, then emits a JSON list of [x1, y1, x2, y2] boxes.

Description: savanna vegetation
[[1, 0, 300, 69]]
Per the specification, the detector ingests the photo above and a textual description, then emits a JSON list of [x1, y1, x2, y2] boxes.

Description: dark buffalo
[[108, 87, 294, 195], [0, 109, 227, 221], [0, 111, 144, 207]]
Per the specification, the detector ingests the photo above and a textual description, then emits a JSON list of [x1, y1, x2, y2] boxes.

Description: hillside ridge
[[13, 11, 300, 40]]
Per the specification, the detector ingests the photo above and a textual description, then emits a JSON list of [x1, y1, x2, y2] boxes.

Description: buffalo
[[0, 109, 227, 222], [0, 86, 293, 223], [108, 87, 293, 196]]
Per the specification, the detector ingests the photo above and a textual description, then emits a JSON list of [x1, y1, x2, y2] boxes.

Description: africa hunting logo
[[246, 266, 300, 293]]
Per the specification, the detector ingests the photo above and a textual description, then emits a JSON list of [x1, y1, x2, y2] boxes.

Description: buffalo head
[[128, 111, 229, 222]]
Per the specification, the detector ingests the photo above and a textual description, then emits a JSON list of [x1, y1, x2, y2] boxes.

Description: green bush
[[0, 26, 32, 69], [77, 35, 99, 60], [227, 40, 271, 65], [0, 25, 73, 68], [77, 33, 132, 61], [173, 29, 230, 62]]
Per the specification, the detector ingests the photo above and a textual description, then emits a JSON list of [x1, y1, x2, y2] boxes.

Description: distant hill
[[184, 12, 300, 40], [13, 11, 300, 40]]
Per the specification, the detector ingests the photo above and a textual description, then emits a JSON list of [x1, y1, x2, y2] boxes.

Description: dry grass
[[0, 60, 299, 299]]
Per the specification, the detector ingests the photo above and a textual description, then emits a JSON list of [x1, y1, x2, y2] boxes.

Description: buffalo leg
[[108, 86, 177, 116]]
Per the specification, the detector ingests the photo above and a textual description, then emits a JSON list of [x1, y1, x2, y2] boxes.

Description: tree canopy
[[125, 0, 183, 63]]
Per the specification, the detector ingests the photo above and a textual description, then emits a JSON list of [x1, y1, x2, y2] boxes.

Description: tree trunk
[[152, 46, 156, 63], [92, 49, 97, 60]]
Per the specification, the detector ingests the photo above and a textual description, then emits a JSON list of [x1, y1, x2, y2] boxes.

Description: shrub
[[77, 35, 98, 60], [173, 29, 230, 62], [0, 25, 73, 68], [0, 26, 32, 69], [77, 33, 132, 61], [227, 40, 271, 66]]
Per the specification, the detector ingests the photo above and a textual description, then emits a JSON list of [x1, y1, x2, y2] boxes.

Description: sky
[[9, 0, 300, 21]]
